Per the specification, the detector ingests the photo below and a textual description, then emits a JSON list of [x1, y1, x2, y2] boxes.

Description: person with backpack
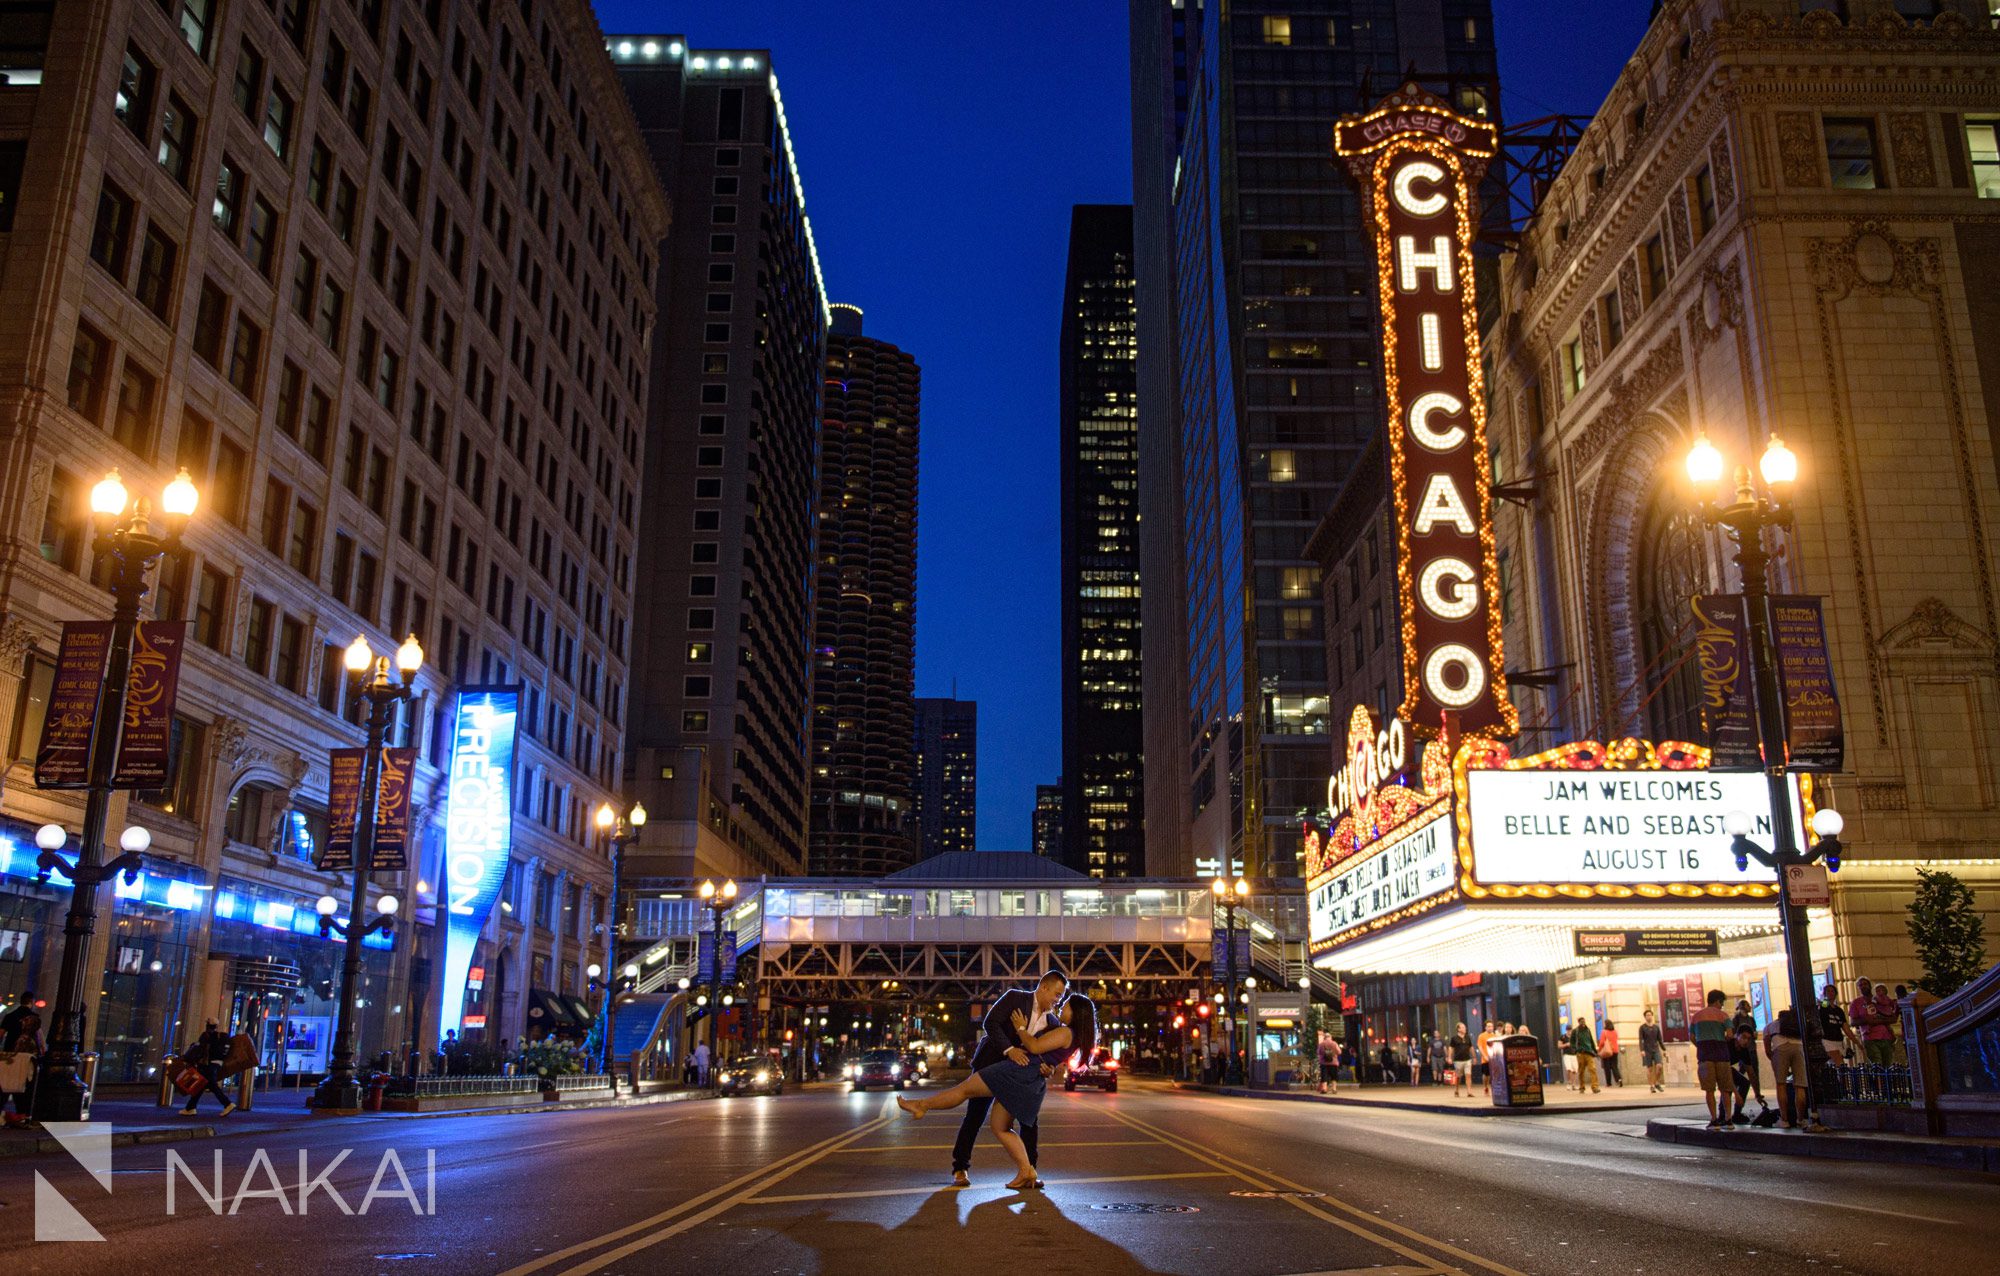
[[1763, 1007, 1810, 1130], [1597, 1020, 1623, 1087], [177, 1021, 236, 1117], [1568, 1018, 1601, 1093]]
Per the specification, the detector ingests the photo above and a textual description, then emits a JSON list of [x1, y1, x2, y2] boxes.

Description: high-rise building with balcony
[[1059, 205, 1145, 877], [611, 36, 828, 882], [912, 696, 976, 858], [808, 303, 919, 876], [0, 0, 667, 1062], [1128, 0, 1499, 877]]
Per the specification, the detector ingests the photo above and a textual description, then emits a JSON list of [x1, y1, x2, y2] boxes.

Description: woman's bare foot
[[896, 1096, 925, 1119]]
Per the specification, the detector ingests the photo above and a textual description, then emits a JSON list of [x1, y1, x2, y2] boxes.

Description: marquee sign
[[438, 686, 520, 1038], [1309, 805, 1456, 956], [1453, 737, 1804, 902], [1335, 86, 1515, 739]]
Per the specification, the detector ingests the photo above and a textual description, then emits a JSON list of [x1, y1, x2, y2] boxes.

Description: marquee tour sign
[[1335, 86, 1515, 739]]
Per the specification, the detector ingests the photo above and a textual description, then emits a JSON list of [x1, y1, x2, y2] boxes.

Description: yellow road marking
[[1110, 1108, 1529, 1276], [744, 1169, 1231, 1205], [495, 1113, 894, 1276], [832, 1152, 1160, 1160], [544, 1113, 899, 1274]]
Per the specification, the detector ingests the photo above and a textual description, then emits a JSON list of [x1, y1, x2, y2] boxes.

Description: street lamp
[[1210, 875, 1251, 1086], [311, 632, 421, 1112], [698, 877, 737, 1085], [588, 800, 644, 1088], [1685, 429, 1833, 1124], [34, 469, 197, 1122]]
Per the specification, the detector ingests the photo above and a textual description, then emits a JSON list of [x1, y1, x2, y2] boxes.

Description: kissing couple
[[897, 968, 1096, 1191]]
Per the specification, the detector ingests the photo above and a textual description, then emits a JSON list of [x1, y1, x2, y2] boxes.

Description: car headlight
[[890, 1064, 901, 1076], [754, 1070, 770, 1084], [846, 1064, 858, 1077]]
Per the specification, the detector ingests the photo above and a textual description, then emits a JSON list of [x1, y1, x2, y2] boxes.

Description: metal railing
[[553, 1073, 613, 1093], [1815, 1063, 1914, 1107], [388, 1074, 541, 1098]]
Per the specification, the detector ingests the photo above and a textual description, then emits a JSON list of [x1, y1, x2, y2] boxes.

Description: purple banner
[[34, 621, 112, 789], [1769, 595, 1844, 772], [111, 621, 188, 789], [1691, 595, 1760, 770], [371, 746, 416, 871], [320, 748, 365, 872]]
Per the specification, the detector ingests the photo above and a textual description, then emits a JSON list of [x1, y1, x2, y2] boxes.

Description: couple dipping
[[897, 968, 1095, 1191]]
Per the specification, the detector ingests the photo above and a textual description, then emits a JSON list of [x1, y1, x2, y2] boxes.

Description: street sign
[[1783, 862, 1831, 906]]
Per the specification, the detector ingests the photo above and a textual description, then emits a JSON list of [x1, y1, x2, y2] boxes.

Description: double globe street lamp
[[698, 878, 737, 1085], [1210, 876, 1251, 1085], [1685, 430, 1844, 1124], [34, 468, 197, 1122], [310, 632, 422, 1112], [589, 796, 645, 1087]]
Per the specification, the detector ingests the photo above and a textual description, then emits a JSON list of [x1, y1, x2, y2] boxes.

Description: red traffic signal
[[1195, 1002, 1211, 1018], [1172, 1015, 1186, 1029]]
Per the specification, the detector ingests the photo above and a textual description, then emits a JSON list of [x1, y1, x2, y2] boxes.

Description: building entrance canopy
[[1306, 729, 1814, 975]]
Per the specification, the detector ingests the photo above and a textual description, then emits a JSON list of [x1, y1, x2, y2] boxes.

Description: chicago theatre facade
[[1483, 0, 2000, 1013], [1311, 0, 2000, 1066]]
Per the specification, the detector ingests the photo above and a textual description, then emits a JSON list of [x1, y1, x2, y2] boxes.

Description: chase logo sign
[[438, 687, 518, 1036]]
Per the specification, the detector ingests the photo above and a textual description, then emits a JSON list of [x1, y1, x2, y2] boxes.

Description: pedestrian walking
[[1448, 1023, 1474, 1096], [1598, 1020, 1623, 1087], [176, 1021, 236, 1117], [1815, 985, 1851, 1065], [1568, 1018, 1601, 1093], [1427, 1032, 1448, 1087], [692, 1039, 711, 1086], [0, 993, 44, 1126], [1639, 1009, 1666, 1091], [1691, 989, 1737, 1127], [1475, 1021, 1497, 1093]]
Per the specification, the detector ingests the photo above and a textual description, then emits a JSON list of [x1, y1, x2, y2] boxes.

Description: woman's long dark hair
[[1064, 994, 1098, 1068]]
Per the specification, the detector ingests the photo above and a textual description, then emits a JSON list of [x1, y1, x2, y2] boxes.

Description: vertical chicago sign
[[1335, 87, 1515, 739]]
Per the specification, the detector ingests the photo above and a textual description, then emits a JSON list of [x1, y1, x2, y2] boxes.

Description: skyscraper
[[612, 37, 829, 880], [1128, 1, 1499, 878], [808, 304, 920, 876], [912, 697, 977, 858], [0, 0, 666, 1060], [1060, 205, 1145, 878], [1033, 784, 1065, 859]]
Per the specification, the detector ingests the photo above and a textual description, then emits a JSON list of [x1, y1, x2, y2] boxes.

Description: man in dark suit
[[951, 968, 1068, 1187]]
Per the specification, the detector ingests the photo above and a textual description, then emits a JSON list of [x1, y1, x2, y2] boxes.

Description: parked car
[[717, 1051, 784, 1096], [847, 1048, 907, 1091], [1064, 1046, 1120, 1093]]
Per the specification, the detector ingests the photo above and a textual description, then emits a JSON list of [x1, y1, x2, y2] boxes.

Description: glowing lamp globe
[[1685, 435, 1725, 487]]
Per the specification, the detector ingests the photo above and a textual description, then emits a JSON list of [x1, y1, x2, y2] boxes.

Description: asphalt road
[[5, 1079, 1995, 1274]]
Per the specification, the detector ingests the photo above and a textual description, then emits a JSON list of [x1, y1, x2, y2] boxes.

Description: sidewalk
[[1176, 1080, 1704, 1117], [1645, 1115, 2000, 1173], [0, 1085, 716, 1159]]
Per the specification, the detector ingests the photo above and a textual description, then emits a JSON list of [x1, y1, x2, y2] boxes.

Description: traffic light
[[784, 1029, 795, 1042], [1172, 1014, 1186, 1030], [1195, 1002, 1211, 1019]]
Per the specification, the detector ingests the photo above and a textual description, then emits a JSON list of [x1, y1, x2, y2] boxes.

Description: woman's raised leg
[[898, 1070, 990, 1118]]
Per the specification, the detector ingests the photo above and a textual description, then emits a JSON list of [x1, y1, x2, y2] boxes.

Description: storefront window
[[6, 652, 54, 765]]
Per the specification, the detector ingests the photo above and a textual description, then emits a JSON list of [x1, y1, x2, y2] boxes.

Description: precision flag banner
[[438, 687, 519, 1038]]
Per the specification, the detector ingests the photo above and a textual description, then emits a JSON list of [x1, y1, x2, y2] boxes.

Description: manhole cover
[[1229, 1190, 1326, 1199], [1089, 1203, 1201, 1214]]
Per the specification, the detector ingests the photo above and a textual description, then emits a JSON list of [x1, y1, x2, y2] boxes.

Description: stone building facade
[[1485, 0, 2000, 995], [0, 0, 667, 1073]]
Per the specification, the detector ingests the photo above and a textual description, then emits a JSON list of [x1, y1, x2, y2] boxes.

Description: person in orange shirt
[[1475, 1022, 1497, 1093]]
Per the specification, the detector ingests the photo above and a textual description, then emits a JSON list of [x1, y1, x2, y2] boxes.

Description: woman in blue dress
[[898, 995, 1096, 1189]]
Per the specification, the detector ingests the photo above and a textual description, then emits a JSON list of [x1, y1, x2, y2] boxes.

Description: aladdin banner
[[321, 745, 418, 872], [1691, 595, 1759, 770], [1769, 595, 1844, 772], [34, 621, 113, 789], [110, 621, 188, 789]]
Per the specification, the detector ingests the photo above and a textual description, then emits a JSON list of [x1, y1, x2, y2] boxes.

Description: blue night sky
[[595, 2, 1654, 850]]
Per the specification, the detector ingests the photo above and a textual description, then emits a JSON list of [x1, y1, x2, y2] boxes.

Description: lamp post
[[1210, 876, 1250, 1085], [698, 878, 737, 1086], [310, 633, 422, 1112], [33, 469, 197, 1122], [589, 795, 645, 1088], [1685, 431, 1841, 1125]]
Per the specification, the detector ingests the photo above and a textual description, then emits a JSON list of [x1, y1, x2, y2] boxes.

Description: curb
[[0, 1123, 218, 1159], [0, 1088, 724, 1157], [1175, 1082, 1687, 1118], [1643, 1118, 2000, 1173]]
